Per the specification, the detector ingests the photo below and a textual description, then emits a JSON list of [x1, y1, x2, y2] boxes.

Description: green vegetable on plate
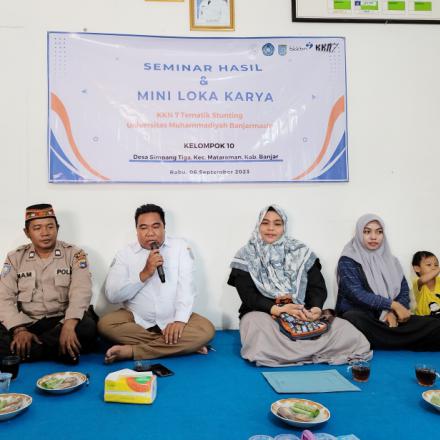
[[42, 378, 64, 389], [290, 402, 320, 418], [431, 394, 440, 406]]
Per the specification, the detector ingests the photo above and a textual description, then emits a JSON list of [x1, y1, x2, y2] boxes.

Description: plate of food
[[37, 371, 87, 394], [422, 389, 440, 412], [271, 398, 330, 428], [0, 393, 32, 421]]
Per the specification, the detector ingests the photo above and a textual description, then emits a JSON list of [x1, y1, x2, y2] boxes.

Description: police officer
[[0, 204, 97, 364]]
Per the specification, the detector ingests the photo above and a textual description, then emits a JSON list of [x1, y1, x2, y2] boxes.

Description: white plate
[[37, 371, 87, 394], [0, 393, 32, 421], [422, 389, 440, 412], [271, 398, 331, 428]]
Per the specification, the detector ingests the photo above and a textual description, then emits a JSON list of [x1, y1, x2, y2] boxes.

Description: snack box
[[104, 368, 157, 404]]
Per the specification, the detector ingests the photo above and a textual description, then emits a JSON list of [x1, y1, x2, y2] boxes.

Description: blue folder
[[262, 369, 361, 393]]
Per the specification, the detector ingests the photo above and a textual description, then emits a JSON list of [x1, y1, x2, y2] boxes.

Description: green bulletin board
[[293, 0, 439, 23]]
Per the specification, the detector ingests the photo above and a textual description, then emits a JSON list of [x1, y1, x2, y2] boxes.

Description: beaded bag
[[275, 297, 331, 341]]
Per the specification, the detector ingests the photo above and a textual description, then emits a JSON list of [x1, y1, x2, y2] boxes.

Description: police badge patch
[[74, 250, 88, 269], [1, 263, 11, 278]]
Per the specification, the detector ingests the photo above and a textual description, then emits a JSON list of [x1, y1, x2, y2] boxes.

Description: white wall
[[1, 1, 439, 328]]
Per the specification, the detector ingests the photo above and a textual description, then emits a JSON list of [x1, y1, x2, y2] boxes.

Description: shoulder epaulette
[[12, 244, 31, 254]]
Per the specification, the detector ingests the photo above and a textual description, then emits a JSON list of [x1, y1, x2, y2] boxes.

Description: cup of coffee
[[415, 364, 439, 386], [0, 372, 12, 392], [348, 360, 370, 382], [1, 355, 20, 380]]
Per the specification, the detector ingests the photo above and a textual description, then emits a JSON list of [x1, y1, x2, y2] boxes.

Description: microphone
[[150, 241, 165, 283]]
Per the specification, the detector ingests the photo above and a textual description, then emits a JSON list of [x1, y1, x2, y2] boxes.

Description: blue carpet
[[0, 331, 438, 439]]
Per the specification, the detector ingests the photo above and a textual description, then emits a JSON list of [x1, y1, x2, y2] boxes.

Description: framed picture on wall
[[190, 0, 235, 31]]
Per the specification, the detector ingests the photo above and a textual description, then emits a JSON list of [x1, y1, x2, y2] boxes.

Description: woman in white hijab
[[336, 214, 440, 350], [228, 205, 371, 367]]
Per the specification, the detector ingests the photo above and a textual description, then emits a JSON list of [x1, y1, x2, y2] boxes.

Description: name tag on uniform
[[17, 270, 35, 279], [56, 268, 72, 275]]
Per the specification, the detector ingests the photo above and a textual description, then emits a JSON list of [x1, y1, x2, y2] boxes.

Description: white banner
[[48, 33, 348, 182]]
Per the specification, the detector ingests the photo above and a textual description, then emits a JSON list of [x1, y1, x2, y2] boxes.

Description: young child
[[412, 251, 440, 317]]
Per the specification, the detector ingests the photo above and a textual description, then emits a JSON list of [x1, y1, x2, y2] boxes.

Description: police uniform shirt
[[0, 240, 92, 330], [105, 236, 195, 330]]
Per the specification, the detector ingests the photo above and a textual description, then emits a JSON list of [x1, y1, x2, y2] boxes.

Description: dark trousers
[[341, 309, 440, 351], [0, 311, 98, 363]]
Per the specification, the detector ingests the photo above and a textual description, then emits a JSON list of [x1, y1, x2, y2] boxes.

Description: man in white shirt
[[98, 204, 215, 362]]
